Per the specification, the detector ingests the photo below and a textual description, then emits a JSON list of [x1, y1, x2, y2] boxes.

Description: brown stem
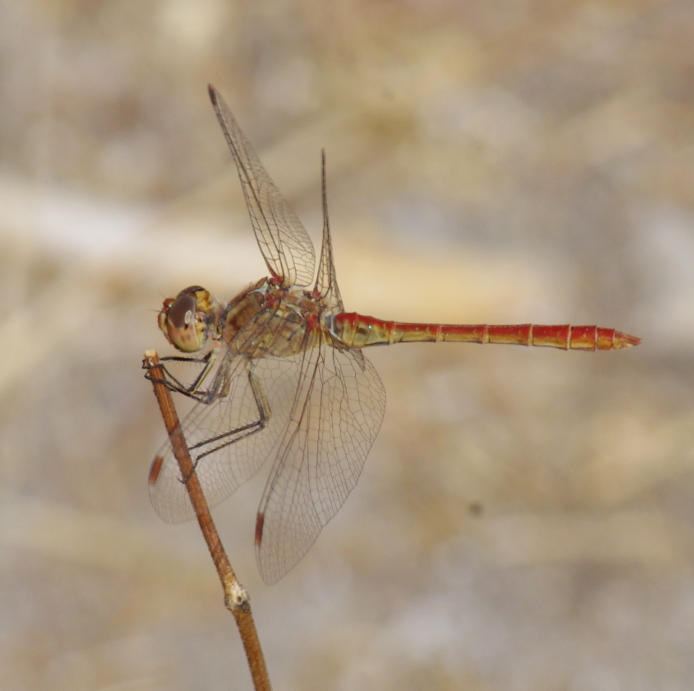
[[144, 350, 272, 691]]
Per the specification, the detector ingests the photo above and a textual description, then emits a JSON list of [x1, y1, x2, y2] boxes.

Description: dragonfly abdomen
[[333, 313, 640, 351]]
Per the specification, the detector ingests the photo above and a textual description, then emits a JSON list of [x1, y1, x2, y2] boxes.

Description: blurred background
[[1, 0, 693, 689]]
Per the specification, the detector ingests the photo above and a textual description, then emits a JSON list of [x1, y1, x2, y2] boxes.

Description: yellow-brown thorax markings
[[220, 278, 331, 358]]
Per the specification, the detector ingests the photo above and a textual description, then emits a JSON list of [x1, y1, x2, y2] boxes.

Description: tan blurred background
[[1, 0, 693, 689]]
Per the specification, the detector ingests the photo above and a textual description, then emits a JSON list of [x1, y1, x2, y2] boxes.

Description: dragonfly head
[[158, 286, 219, 353]]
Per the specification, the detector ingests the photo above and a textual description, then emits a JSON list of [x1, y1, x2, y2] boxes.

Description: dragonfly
[[148, 85, 640, 585]]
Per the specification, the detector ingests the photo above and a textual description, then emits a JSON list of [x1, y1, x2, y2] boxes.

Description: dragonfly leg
[[143, 351, 217, 402], [182, 363, 273, 483]]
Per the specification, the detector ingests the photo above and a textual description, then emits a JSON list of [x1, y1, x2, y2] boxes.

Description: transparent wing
[[209, 85, 316, 287], [313, 151, 343, 311], [149, 351, 302, 523], [255, 337, 387, 584]]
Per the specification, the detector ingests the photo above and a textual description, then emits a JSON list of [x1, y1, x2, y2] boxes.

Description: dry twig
[[144, 349, 272, 691]]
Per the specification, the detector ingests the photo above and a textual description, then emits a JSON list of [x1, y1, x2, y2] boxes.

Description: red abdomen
[[332, 313, 640, 351]]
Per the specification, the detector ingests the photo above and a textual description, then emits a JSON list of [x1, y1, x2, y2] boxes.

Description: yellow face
[[158, 286, 218, 353]]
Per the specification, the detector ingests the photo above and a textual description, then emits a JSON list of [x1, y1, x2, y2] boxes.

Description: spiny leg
[[181, 363, 273, 484], [143, 351, 218, 402]]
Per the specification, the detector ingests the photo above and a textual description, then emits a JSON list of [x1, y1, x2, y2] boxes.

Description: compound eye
[[159, 293, 206, 352], [167, 294, 195, 330]]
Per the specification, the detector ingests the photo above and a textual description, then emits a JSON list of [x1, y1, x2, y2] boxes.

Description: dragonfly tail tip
[[614, 331, 641, 349]]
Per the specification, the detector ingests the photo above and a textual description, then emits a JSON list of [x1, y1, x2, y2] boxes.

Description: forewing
[[149, 352, 301, 523], [255, 339, 386, 584], [209, 85, 316, 287], [313, 151, 343, 310]]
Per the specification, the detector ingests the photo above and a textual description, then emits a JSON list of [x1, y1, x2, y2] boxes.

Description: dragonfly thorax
[[220, 278, 327, 358]]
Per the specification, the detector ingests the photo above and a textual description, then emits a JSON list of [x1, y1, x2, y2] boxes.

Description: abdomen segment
[[333, 313, 640, 351]]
